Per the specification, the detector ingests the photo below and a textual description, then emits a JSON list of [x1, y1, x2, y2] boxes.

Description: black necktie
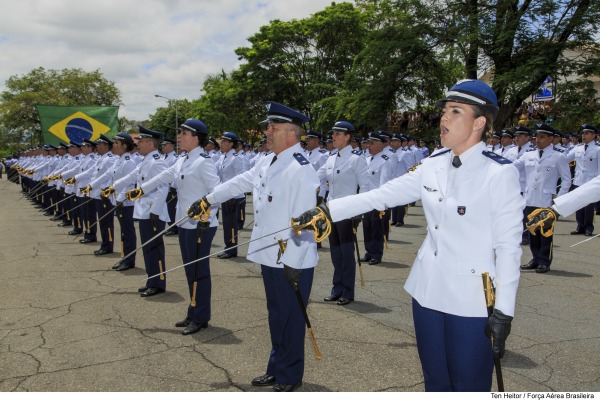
[[585, 144, 588, 152], [270, 155, 277, 166], [518, 146, 522, 153], [452, 156, 462, 168], [539, 149, 543, 158]]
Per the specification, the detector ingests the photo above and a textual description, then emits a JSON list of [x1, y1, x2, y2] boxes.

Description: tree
[[351, 0, 600, 131], [0, 67, 121, 148], [148, 98, 195, 140], [234, 2, 367, 132]]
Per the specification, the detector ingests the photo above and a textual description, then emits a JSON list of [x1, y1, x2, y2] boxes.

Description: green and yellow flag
[[35, 105, 120, 146]]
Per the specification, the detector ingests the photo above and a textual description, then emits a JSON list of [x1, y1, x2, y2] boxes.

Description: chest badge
[[457, 206, 466, 216]]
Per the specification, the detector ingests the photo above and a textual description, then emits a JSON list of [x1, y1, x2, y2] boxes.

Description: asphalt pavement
[[0, 181, 598, 392]]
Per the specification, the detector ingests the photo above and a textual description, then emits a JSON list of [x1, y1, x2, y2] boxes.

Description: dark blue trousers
[[392, 205, 406, 224], [69, 196, 82, 231], [222, 198, 240, 256], [412, 299, 493, 391], [261, 265, 314, 385], [80, 197, 97, 241], [329, 218, 356, 300], [96, 198, 114, 252], [139, 218, 166, 290], [117, 206, 136, 265], [166, 189, 178, 233], [571, 185, 595, 233], [238, 195, 246, 229], [525, 206, 553, 266], [179, 226, 216, 324], [362, 210, 384, 262]]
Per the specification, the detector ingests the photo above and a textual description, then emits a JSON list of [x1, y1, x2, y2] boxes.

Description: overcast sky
[[0, 0, 346, 121]]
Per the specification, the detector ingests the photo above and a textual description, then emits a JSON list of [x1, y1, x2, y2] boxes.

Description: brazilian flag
[[35, 105, 120, 146]]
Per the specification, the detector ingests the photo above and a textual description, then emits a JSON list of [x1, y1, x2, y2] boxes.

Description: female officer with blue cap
[[317, 121, 370, 305], [294, 79, 525, 391], [130, 119, 220, 334]]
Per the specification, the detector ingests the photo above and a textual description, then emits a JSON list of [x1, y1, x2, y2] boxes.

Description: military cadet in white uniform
[[295, 79, 524, 392], [205, 137, 221, 163], [306, 130, 328, 174], [59, 142, 84, 234], [360, 131, 396, 265], [390, 134, 413, 227], [513, 123, 571, 273], [564, 124, 600, 236], [100, 133, 138, 271], [114, 127, 170, 297], [140, 119, 220, 335], [493, 129, 515, 156], [189, 101, 319, 392], [504, 126, 535, 245], [161, 137, 179, 236], [215, 132, 245, 259], [487, 131, 501, 152], [317, 121, 370, 305], [81, 135, 117, 255], [62, 139, 98, 243]]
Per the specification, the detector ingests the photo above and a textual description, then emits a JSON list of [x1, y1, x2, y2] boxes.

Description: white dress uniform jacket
[[216, 149, 245, 200], [512, 146, 571, 208], [141, 146, 220, 230], [565, 142, 600, 186], [328, 142, 525, 318], [113, 150, 170, 222], [504, 142, 534, 192], [317, 145, 370, 200], [59, 155, 83, 194], [553, 174, 600, 217], [82, 152, 116, 199], [207, 143, 319, 270], [366, 152, 396, 190], [108, 154, 137, 207]]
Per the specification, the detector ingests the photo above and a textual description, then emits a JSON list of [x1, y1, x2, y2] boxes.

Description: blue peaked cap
[[261, 101, 310, 126], [138, 125, 164, 140], [437, 79, 499, 118], [179, 118, 208, 135], [332, 121, 355, 132], [221, 132, 239, 142]]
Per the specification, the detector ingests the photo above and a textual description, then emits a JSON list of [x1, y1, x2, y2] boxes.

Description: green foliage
[[0, 67, 121, 154]]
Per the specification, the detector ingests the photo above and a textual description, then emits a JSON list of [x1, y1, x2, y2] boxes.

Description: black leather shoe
[[181, 322, 208, 335], [395, 222, 404, 227], [67, 230, 82, 235], [50, 216, 62, 221], [337, 298, 353, 306], [79, 238, 97, 244], [43, 211, 54, 216], [116, 263, 134, 271], [369, 259, 381, 265], [536, 265, 550, 273], [138, 286, 148, 293], [585, 231, 594, 237], [112, 261, 123, 270], [140, 287, 164, 297], [571, 230, 585, 235], [164, 230, 178, 236], [218, 253, 236, 259], [175, 318, 191, 328], [272, 382, 302, 392], [58, 222, 72, 227], [324, 295, 340, 302], [521, 260, 538, 270], [359, 256, 370, 262], [251, 374, 276, 387], [94, 249, 112, 256]]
